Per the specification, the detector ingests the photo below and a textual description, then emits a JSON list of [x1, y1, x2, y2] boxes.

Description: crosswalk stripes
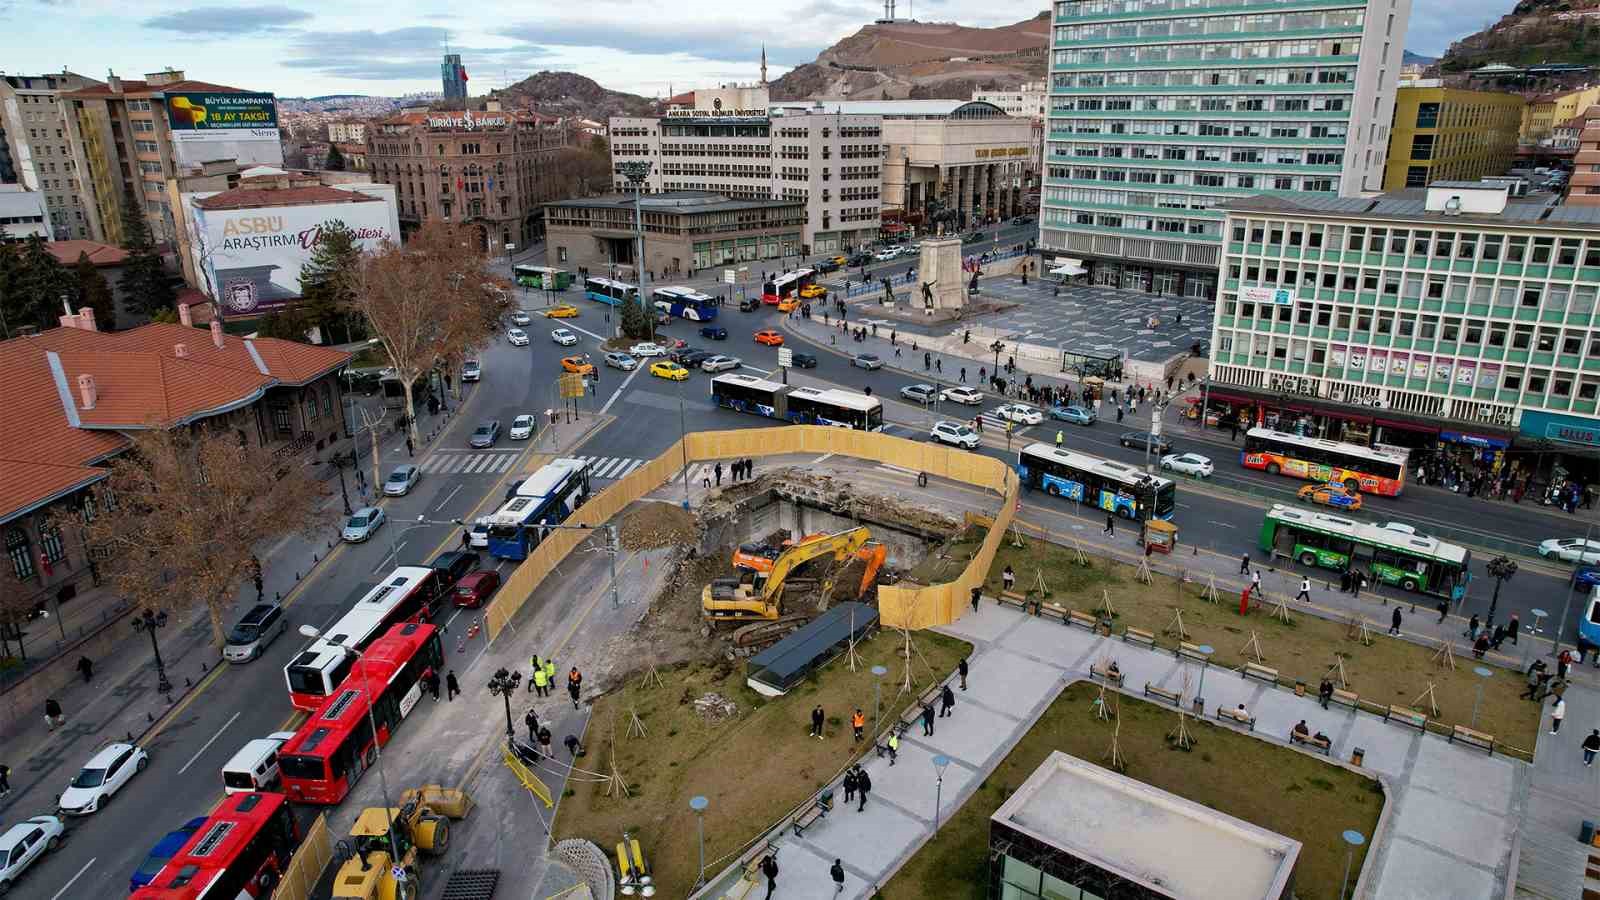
[[417, 452, 520, 475], [576, 455, 647, 480]]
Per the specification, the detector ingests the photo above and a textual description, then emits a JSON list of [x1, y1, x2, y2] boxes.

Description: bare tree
[[353, 221, 512, 445], [60, 427, 326, 649]]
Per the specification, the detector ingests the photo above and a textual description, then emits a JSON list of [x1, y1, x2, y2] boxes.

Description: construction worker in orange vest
[[567, 666, 583, 710], [851, 708, 865, 742]]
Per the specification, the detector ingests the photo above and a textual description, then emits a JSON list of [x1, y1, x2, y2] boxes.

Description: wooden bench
[[1175, 641, 1211, 666], [1241, 662, 1280, 686], [999, 590, 1030, 611], [895, 683, 944, 735], [1290, 730, 1332, 755], [741, 842, 776, 881], [1089, 661, 1125, 687], [792, 791, 835, 836], [1144, 681, 1182, 706], [1449, 725, 1495, 754], [1329, 688, 1361, 712], [1214, 706, 1256, 730], [1383, 704, 1428, 732], [1123, 626, 1157, 649], [1067, 609, 1100, 632], [1036, 601, 1069, 624]]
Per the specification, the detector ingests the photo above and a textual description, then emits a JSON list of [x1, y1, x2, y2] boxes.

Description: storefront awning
[[1050, 264, 1087, 276], [1375, 418, 1440, 435]]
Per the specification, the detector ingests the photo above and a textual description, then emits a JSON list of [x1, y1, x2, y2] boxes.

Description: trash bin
[[1582, 820, 1596, 845], [1351, 746, 1366, 767]]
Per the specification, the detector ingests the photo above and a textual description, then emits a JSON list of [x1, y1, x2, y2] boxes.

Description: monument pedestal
[[917, 238, 966, 314]]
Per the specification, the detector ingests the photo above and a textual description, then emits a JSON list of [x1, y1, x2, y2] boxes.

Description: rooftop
[[545, 190, 803, 215], [1221, 186, 1600, 229], [44, 240, 128, 267], [769, 99, 1009, 119], [0, 188, 46, 219], [193, 185, 383, 210], [61, 79, 248, 99], [993, 752, 1300, 900]]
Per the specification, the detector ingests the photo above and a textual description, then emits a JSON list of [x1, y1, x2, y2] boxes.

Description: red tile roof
[[61, 79, 248, 99], [194, 185, 383, 210], [0, 321, 350, 523], [44, 240, 128, 267]]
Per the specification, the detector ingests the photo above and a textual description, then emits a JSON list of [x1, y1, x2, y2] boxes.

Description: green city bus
[[1257, 504, 1471, 601], [514, 265, 572, 291]]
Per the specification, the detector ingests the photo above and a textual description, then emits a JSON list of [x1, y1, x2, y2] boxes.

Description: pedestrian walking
[[1508, 614, 1521, 645], [1103, 513, 1114, 537], [886, 731, 899, 765], [811, 704, 825, 739], [940, 684, 955, 717], [567, 667, 582, 709], [425, 668, 441, 701], [1002, 565, 1015, 594], [1249, 569, 1261, 598], [44, 698, 62, 730], [76, 655, 93, 683], [970, 586, 981, 613], [565, 735, 584, 758], [715, 462, 723, 486], [1436, 599, 1449, 623], [921, 702, 935, 736], [1490, 624, 1507, 650], [405, 436, 414, 457], [538, 726, 553, 756], [1560, 649, 1574, 680], [0, 763, 9, 797], [545, 658, 557, 694], [1295, 577, 1311, 603], [857, 769, 872, 810], [843, 768, 857, 803], [1351, 570, 1364, 599], [1055, 430, 1064, 448], [1584, 730, 1600, 766], [960, 367, 967, 383], [761, 853, 779, 900], [831, 859, 846, 895], [1552, 696, 1567, 734], [1318, 677, 1334, 709], [959, 657, 969, 691], [1339, 569, 1352, 593], [851, 708, 865, 741], [446, 669, 460, 701], [1523, 661, 1548, 700], [1239, 553, 1251, 575], [1465, 614, 1481, 642], [525, 708, 540, 744], [1390, 607, 1402, 635]]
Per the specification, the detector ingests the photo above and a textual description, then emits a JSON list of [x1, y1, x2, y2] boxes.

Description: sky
[[0, 0, 1503, 99]]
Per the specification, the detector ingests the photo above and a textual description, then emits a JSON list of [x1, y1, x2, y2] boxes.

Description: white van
[[221, 732, 296, 795]]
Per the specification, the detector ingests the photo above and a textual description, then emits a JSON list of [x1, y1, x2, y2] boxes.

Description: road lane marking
[[599, 366, 642, 417], [375, 542, 405, 573], [743, 365, 772, 375], [434, 484, 463, 510], [1208, 520, 1237, 529], [444, 608, 465, 630], [178, 710, 241, 774], [48, 858, 95, 900]]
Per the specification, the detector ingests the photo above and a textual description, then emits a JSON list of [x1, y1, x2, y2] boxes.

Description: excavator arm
[[763, 527, 870, 606]]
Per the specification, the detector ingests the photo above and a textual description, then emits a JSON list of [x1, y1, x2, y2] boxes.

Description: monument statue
[[921, 280, 936, 308]]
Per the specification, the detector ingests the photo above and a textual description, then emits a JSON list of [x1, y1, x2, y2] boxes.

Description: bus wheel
[[1299, 551, 1318, 567], [1402, 578, 1418, 592], [1266, 463, 1280, 476], [1046, 484, 1060, 497], [1116, 506, 1131, 519], [1343, 478, 1360, 494]]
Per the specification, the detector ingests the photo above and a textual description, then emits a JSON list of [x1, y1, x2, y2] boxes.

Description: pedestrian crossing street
[[417, 450, 522, 476]]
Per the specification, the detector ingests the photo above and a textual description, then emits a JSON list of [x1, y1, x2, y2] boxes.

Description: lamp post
[[131, 608, 173, 695], [1194, 644, 1214, 712], [1471, 666, 1492, 728], [1339, 829, 1366, 900], [1198, 375, 1211, 431], [1484, 554, 1518, 630], [619, 160, 654, 341], [690, 795, 709, 890], [931, 754, 952, 830], [871, 665, 888, 742], [1553, 523, 1593, 659], [487, 667, 521, 742], [330, 453, 354, 516], [386, 514, 465, 571]]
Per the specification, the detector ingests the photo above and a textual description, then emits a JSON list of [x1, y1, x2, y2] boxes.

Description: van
[[222, 602, 287, 663], [221, 733, 295, 795]]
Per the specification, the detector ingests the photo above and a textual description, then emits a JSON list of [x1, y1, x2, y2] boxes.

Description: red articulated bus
[[278, 622, 444, 805], [130, 791, 299, 900]]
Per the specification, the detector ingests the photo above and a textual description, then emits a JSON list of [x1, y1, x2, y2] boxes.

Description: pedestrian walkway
[[417, 449, 523, 475], [1514, 678, 1600, 898], [576, 455, 648, 480]]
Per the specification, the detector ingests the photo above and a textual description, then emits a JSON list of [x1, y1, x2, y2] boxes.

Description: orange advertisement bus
[[1240, 427, 1407, 497]]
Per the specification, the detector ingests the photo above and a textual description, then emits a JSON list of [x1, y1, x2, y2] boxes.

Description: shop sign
[[1440, 431, 1510, 450], [1520, 410, 1600, 448], [1241, 286, 1295, 305]]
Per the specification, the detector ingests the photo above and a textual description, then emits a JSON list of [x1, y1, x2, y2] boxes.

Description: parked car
[[453, 570, 502, 608], [700, 325, 729, 340], [701, 355, 743, 373], [650, 361, 691, 381], [1298, 481, 1362, 511], [461, 360, 482, 382], [851, 353, 883, 370], [940, 386, 983, 406], [900, 383, 938, 404], [551, 328, 578, 346], [630, 342, 665, 357], [510, 311, 532, 326], [930, 420, 980, 449], [1538, 538, 1600, 564], [1049, 404, 1096, 425], [223, 602, 287, 663], [995, 404, 1044, 426], [342, 506, 387, 543], [754, 330, 784, 346], [59, 742, 148, 815], [383, 464, 420, 496], [545, 304, 580, 318], [510, 414, 536, 440], [790, 352, 818, 369], [0, 816, 65, 894], [739, 298, 760, 312], [1160, 453, 1214, 478], [129, 816, 203, 891], [506, 328, 529, 346], [1118, 431, 1173, 455], [469, 420, 502, 448], [604, 351, 638, 370], [429, 550, 481, 591]]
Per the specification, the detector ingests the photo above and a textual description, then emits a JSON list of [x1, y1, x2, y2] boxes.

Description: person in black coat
[[856, 768, 873, 811], [761, 853, 779, 900], [940, 684, 955, 717]]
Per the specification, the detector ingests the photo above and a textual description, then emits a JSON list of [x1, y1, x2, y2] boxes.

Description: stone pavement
[[1515, 678, 1600, 899]]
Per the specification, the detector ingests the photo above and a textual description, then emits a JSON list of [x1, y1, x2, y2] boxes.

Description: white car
[[701, 355, 743, 373], [930, 420, 980, 449], [59, 742, 148, 815], [551, 328, 578, 346], [630, 342, 665, 358], [1539, 538, 1600, 564], [383, 464, 421, 496], [940, 386, 984, 406], [994, 404, 1044, 426], [510, 312, 532, 326], [342, 506, 386, 543], [506, 328, 529, 346], [510, 414, 536, 440], [0, 816, 64, 893], [1160, 453, 1214, 477]]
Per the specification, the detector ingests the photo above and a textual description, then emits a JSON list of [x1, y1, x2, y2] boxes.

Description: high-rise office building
[[1041, 0, 1410, 299], [0, 72, 97, 239], [442, 54, 468, 102]]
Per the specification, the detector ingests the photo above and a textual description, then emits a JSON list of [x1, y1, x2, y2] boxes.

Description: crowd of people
[[1411, 454, 1593, 511]]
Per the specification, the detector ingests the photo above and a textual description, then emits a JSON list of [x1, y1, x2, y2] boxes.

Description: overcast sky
[[0, 0, 1504, 99]]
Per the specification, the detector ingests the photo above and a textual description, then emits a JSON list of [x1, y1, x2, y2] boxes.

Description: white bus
[[651, 286, 720, 322], [485, 458, 593, 561], [282, 565, 444, 711], [583, 276, 639, 307], [710, 374, 884, 431], [1017, 443, 1176, 521]]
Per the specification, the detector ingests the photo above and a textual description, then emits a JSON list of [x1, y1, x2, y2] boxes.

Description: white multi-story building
[[1210, 181, 1600, 461], [0, 72, 97, 240], [327, 120, 367, 144], [974, 82, 1047, 121], [0, 185, 50, 240], [1041, 0, 1410, 299]]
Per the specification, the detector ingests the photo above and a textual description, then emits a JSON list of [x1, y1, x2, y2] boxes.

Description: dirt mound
[[619, 501, 698, 551]]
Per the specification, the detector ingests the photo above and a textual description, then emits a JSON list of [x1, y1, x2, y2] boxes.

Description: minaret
[[760, 45, 768, 85]]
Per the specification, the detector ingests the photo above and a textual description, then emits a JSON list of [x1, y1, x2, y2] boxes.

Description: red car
[[453, 569, 501, 608]]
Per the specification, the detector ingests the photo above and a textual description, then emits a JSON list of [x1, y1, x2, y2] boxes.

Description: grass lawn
[[554, 629, 973, 898], [912, 527, 1541, 757], [883, 682, 1384, 900]]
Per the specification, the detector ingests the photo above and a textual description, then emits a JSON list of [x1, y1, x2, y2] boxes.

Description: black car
[[962, 232, 987, 244], [739, 298, 760, 312], [1118, 431, 1174, 455], [430, 550, 481, 592], [1011, 215, 1035, 225], [814, 259, 840, 274], [670, 345, 704, 364], [847, 253, 871, 267], [700, 325, 729, 340], [790, 352, 818, 369], [680, 349, 716, 367]]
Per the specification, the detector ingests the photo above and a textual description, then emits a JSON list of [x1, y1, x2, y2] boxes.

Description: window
[[40, 527, 65, 564], [1410, 135, 1435, 160], [1405, 166, 1428, 188], [1415, 102, 1440, 128], [5, 529, 34, 581]]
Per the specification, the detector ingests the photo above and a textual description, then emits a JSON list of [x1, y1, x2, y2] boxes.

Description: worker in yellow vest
[[532, 665, 549, 698], [529, 655, 542, 693], [886, 732, 899, 766], [544, 658, 557, 690]]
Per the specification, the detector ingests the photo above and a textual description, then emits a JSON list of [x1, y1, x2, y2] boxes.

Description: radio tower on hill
[[879, 0, 896, 22]]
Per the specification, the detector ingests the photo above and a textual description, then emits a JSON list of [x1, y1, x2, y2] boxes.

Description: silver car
[[470, 420, 501, 448], [701, 355, 743, 372], [383, 464, 420, 496], [223, 603, 287, 663], [342, 506, 386, 542], [605, 351, 638, 370]]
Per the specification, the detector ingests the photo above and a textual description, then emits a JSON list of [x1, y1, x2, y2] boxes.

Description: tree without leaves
[[353, 221, 512, 445], [74, 251, 117, 331], [0, 554, 39, 662], [60, 426, 326, 649], [117, 189, 176, 319]]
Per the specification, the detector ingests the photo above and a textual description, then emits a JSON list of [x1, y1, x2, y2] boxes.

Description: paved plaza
[[970, 279, 1215, 363]]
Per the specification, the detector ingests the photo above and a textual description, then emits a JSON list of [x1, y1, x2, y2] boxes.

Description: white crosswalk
[[975, 407, 1040, 434], [577, 455, 648, 480], [417, 451, 521, 475]]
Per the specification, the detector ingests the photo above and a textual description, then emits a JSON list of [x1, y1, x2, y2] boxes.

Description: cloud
[[286, 25, 557, 83], [144, 4, 310, 34], [498, 20, 829, 67]]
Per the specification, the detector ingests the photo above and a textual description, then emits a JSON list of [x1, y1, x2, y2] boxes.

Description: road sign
[[777, 348, 793, 368], [724, 269, 736, 285], [559, 373, 586, 399]]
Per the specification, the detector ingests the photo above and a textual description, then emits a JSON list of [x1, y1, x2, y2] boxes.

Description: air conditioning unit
[[1370, 398, 1386, 408], [1496, 412, 1512, 424], [1478, 406, 1494, 418], [1331, 390, 1346, 402]]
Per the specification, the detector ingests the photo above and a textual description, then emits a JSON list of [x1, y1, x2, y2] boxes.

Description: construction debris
[[690, 692, 739, 721], [618, 502, 698, 551]]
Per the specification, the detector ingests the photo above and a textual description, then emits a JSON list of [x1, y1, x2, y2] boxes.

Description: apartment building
[[1210, 181, 1600, 457], [327, 120, 367, 144], [973, 82, 1048, 120], [1041, 0, 1410, 299], [1519, 86, 1600, 146], [1567, 107, 1600, 206], [1382, 82, 1522, 191], [0, 72, 98, 240]]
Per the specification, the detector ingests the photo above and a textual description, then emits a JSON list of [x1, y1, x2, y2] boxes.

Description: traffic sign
[[777, 348, 793, 368], [558, 373, 586, 399], [724, 269, 736, 285]]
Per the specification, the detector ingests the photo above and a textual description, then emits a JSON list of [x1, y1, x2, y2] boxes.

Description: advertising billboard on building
[[193, 195, 394, 318], [166, 92, 280, 143]]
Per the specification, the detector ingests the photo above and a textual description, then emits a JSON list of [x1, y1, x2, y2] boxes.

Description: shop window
[[5, 528, 33, 581]]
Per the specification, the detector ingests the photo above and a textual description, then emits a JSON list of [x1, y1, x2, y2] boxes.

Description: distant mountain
[[496, 71, 654, 120], [1440, 0, 1600, 71], [1402, 50, 1436, 65], [770, 14, 1050, 102]]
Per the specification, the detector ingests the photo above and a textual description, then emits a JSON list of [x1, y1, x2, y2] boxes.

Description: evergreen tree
[[297, 219, 361, 344], [324, 143, 346, 171], [619, 294, 650, 338], [0, 236, 21, 338], [117, 189, 176, 318], [74, 251, 117, 331], [6, 235, 78, 331]]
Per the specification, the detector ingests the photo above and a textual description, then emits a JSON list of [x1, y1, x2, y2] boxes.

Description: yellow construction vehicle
[[703, 526, 872, 621], [330, 786, 474, 900], [732, 531, 887, 601]]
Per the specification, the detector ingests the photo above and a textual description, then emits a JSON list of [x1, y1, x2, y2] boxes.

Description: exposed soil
[[617, 501, 698, 551]]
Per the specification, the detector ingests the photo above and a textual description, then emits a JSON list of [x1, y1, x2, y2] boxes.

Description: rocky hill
[[1440, 0, 1600, 71], [495, 71, 655, 120], [770, 14, 1051, 101]]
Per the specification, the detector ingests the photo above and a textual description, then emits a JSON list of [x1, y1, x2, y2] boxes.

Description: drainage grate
[[439, 869, 500, 900]]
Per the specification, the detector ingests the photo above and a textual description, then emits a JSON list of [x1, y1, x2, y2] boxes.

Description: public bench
[[1214, 706, 1256, 730], [1036, 601, 1069, 624], [1089, 661, 1124, 687], [1329, 687, 1361, 712], [1123, 626, 1157, 649], [895, 683, 944, 735], [1291, 730, 1332, 755], [1067, 609, 1100, 632], [1175, 641, 1210, 666], [1241, 662, 1280, 686], [1144, 681, 1182, 706], [792, 791, 834, 836], [1449, 725, 1495, 754], [1383, 704, 1428, 732], [999, 590, 1030, 611]]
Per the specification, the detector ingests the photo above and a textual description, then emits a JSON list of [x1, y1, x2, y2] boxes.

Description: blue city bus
[[651, 286, 719, 322], [1016, 442, 1175, 521], [1580, 588, 1600, 650], [709, 374, 884, 431], [483, 458, 592, 560], [583, 276, 639, 308]]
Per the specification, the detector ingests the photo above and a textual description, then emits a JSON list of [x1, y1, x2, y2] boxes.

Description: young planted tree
[[63, 426, 326, 649], [117, 189, 177, 318], [354, 221, 511, 445], [74, 251, 117, 331]]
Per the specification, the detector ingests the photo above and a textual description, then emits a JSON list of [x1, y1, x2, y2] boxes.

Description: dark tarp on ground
[[746, 602, 879, 694]]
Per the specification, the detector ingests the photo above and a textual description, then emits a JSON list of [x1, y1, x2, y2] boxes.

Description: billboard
[[192, 195, 395, 318], [167, 92, 279, 143]]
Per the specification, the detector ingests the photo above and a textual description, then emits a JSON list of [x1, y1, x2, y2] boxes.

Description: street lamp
[[619, 160, 654, 340], [131, 608, 173, 695], [386, 514, 465, 571], [1339, 829, 1366, 900], [1193, 644, 1214, 712], [1484, 555, 1518, 630], [487, 667, 521, 742], [1471, 666, 1492, 728], [871, 665, 888, 743], [931, 754, 952, 829], [689, 795, 709, 890], [329, 453, 354, 516]]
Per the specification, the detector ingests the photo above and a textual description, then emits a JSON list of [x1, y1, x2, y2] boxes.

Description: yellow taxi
[[754, 330, 784, 346], [560, 355, 595, 375], [545, 304, 580, 318], [650, 361, 690, 381], [799, 283, 827, 299], [777, 297, 800, 313], [830, 255, 847, 266], [1297, 481, 1362, 511]]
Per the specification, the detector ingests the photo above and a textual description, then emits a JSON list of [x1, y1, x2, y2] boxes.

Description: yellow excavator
[[703, 526, 874, 622], [732, 531, 887, 602], [330, 786, 474, 900]]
